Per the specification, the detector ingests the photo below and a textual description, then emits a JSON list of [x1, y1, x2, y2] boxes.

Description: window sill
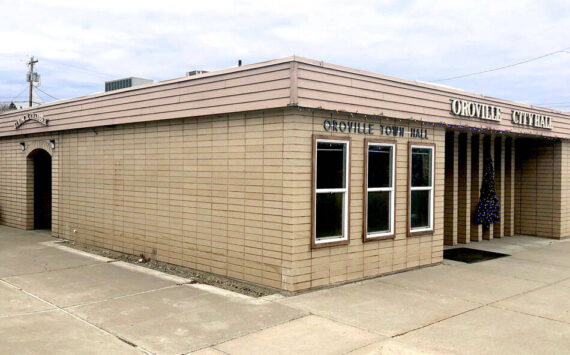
[[363, 233, 395, 242], [407, 229, 434, 237], [312, 238, 350, 249]]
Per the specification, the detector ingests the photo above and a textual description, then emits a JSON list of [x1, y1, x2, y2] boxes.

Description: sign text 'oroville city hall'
[[451, 99, 552, 130], [322, 119, 428, 139]]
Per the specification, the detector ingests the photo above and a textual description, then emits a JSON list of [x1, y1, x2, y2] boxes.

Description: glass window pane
[[411, 148, 432, 187], [367, 191, 390, 234], [368, 145, 392, 188], [316, 192, 344, 239], [411, 190, 430, 229], [317, 142, 346, 189]]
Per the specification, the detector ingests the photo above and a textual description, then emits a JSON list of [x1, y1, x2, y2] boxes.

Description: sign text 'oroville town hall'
[[322, 119, 428, 139]]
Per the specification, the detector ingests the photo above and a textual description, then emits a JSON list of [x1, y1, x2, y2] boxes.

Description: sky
[[1, 0, 569, 111]]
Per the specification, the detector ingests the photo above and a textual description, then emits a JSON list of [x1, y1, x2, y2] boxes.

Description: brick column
[[51, 147, 59, 237], [494, 136, 505, 238], [457, 133, 471, 243], [536, 141, 555, 238], [552, 141, 563, 239], [444, 131, 459, 245], [483, 134, 494, 240], [503, 137, 515, 236], [470, 134, 483, 241], [25, 156, 34, 230]]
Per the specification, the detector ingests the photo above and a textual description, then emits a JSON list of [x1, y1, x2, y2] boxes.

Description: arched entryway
[[28, 149, 52, 230]]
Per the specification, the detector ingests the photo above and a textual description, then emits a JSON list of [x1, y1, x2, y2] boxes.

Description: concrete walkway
[[0, 226, 568, 354]]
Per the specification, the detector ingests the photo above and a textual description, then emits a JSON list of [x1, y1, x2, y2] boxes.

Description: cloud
[[0, 0, 569, 110]]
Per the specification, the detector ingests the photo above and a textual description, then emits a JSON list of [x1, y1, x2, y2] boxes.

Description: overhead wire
[[48, 61, 120, 79], [531, 101, 570, 106], [34, 87, 59, 101], [431, 47, 570, 82], [8, 86, 29, 102]]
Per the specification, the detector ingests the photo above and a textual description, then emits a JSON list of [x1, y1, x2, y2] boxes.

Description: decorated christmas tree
[[475, 156, 500, 229]]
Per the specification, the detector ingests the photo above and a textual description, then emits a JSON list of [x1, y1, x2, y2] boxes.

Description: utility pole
[[27, 56, 38, 108]]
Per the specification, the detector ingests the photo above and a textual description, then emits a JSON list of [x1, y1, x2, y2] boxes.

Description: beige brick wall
[[470, 134, 483, 241], [503, 137, 515, 237], [559, 141, 570, 238], [55, 111, 290, 289], [285, 109, 445, 291], [0, 135, 59, 231], [457, 133, 471, 243], [0, 111, 290, 289], [0, 139, 29, 229], [515, 138, 565, 239], [1, 107, 445, 291], [444, 131, 458, 245], [493, 136, 505, 238]]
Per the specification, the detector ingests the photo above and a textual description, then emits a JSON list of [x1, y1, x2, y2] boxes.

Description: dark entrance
[[31, 149, 52, 229]]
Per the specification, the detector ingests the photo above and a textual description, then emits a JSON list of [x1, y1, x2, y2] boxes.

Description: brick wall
[[0, 135, 58, 231], [560, 141, 570, 238], [285, 110, 445, 290], [515, 138, 565, 239], [0, 139, 29, 229], [55, 110, 290, 289], [1, 108, 446, 291]]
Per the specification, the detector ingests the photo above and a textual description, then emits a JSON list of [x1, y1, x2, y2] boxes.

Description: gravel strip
[[60, 240, 282, 298]]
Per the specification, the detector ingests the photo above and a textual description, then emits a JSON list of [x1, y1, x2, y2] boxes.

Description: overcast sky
[[1, 0, 569, 111]]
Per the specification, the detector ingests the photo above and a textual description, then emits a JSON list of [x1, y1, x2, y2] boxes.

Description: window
[[364, 140, 395, 241], [409, 144, 434, 234], [312, 136, 350, 247]]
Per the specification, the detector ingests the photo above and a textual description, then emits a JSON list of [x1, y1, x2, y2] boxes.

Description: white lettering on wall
[[14, 113, 48, 129], [450, 99, 501, 122], [511, 110, 553, 130]]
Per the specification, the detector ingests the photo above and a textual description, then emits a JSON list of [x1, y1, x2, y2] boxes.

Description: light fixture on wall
[[20, 142, 25, 151], [49, 140, 56, 149]]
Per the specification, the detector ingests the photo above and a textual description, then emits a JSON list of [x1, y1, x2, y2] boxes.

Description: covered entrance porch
[[443, 130, 566, 245]]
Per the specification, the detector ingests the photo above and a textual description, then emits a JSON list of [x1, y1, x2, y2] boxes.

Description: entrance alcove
[[444, 131, 566, 245], [26, 148, 52, 230], [514, 137, 561, 238]]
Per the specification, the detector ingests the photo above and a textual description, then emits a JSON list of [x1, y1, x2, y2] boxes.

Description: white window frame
[[313, 137, 350, 246], [365, 141, 395, 239], [409, 144, 434, 233]]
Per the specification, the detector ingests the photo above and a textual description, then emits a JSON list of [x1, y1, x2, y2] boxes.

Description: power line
[[9, 86, 29, 102], [49, 61, 120, 78], [0, 53, 25, 58], [34, 87, 59, 101], [431, 47, 570, 82], [532, 101, 570, 106], [5, 54, 120, 78], [541, 104, 570, 108]]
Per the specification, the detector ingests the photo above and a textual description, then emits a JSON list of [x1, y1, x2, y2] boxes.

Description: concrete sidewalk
[[0, 226, 569, 354]]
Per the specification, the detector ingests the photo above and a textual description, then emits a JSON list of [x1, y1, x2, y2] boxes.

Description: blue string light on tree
[[475, 155, 501, 229]]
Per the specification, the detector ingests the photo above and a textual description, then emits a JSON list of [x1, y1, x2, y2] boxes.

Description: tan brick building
[[1, 57, 568, 292]]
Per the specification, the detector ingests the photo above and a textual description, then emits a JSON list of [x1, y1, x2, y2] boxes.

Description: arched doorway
[[28, 149, 52, 230]]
